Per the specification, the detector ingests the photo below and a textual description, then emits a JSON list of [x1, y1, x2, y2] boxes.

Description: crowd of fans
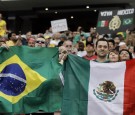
[[0, 26, 135, 64]]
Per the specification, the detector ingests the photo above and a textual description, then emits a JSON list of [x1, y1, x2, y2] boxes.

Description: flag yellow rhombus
[[0, 55, 46, 104]]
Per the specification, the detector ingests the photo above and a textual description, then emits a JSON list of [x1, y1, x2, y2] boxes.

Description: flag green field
[[0, 46, 63, 114]]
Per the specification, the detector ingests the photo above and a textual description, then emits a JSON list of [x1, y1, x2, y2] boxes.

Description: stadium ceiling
[[0, 0, 135, 16]]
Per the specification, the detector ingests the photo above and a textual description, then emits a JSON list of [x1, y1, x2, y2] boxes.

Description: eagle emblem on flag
[[93, 81, 119, 102], [109, 15, 121, 31]]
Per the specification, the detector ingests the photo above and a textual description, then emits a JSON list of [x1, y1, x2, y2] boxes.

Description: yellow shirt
[[80, 40, 86, 47], [6, 40, 15, 46], [0, 20, 6, 37]]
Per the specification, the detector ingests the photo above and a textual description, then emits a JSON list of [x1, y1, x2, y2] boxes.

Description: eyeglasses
[[36, 41, 45, 44]]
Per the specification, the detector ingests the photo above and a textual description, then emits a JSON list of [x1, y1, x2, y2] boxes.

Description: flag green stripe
[[97, 21, 101, 27], [0, 97, 12, 113], [0, 46, 63, 114], [61, 55, 90, 115]]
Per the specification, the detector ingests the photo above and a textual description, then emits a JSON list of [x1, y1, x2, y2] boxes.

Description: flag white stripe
[[59, 72, 64, 85], [0, 73, 26, 83], [87, 61, 126, 115]]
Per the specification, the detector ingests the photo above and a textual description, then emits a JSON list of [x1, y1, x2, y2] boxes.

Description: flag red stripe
[[105, 21, 108, 27], [124, 59, 135, 115]]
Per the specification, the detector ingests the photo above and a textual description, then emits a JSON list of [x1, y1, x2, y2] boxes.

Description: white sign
[[51, 19, 68, 33]]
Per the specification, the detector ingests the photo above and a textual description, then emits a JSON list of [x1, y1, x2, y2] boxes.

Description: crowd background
[[0, 21, 135, 63]]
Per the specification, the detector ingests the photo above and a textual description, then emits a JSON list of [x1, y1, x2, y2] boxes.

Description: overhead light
[[94, 10, 97, 12], [86, 6, 90, 9], [71, 16, 74, 19], [55, 11, 58, 14], [45, 8, 48, 11]]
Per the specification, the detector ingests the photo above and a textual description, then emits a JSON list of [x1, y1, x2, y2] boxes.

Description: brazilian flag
[[0, 46, 63, 114]]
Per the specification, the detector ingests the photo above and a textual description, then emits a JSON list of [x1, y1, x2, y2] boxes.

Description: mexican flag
[[0, 46, 63, 114], [97, 20, 108, 27], [61, 55, 135, 115]]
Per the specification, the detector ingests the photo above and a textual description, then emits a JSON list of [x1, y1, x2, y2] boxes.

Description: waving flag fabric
[[61, 54, 135, 115], [0, 46, 63, 114]]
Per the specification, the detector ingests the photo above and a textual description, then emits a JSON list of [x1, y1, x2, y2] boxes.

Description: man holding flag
[[61, 42, 135, 115]]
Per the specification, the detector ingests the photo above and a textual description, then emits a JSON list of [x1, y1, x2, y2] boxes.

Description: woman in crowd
[[119, 49, 133, 61], [108, 50, 119, 62], [125, 34, 135, 47], [128, 45, 135, 58]]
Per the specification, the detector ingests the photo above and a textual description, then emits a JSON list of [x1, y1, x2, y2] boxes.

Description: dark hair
[[78, 41, 84, 46], [119, 49, 133, 60], [96, 38, 109, 48], [129, 28, 135, 34], [78, 41, 85, 51], [108, 39, 115, 46], [8, 32, 16, 39], [86, 42, 94, 47], [114, 35, 120, 39], [103, 34, 109, 39]]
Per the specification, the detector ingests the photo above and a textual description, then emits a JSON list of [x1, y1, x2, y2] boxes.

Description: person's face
[[35, 38, 45, 47], [11, 33, 17, 41], [129, 46, 134, 53], [26, 32, 32, 39], [54, 33, 61, 40], [128, 36, 133, 41], [80, 35, 85, 41], [28, 41, 35, 47], [87, 36, 92, 42], [78, 43, 84, 51], [109, 52, 119, 62], [86, 45, 94, 53], [109, 42, 115, 51], [90, 27, 96, 33], [45, 38, 50, 43], [96, 41, 109, 58], [119, 45, 127, 51], [64, 41, 72, 54], [114, 37, 120, 46], [120, 51, 130, 61]]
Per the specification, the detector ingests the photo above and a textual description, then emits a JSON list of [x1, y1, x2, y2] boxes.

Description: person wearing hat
[[44, 35, 53, 47], [118, 42, 128, 51]]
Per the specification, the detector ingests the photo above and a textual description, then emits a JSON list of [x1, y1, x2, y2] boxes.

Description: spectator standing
[[0, 13, 7, 37]]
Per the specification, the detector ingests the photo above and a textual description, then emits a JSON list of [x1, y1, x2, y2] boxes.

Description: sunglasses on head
[[36, 41, 45, 44]]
